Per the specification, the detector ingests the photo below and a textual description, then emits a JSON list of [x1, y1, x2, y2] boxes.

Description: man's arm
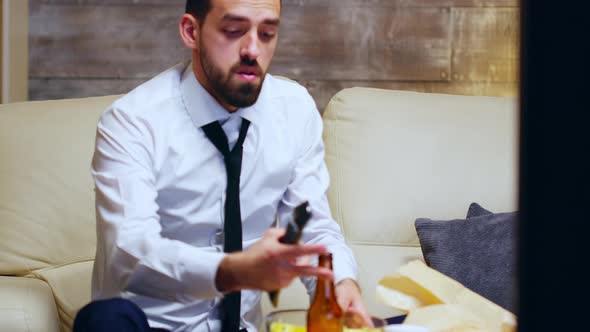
[[92, 106, 225, 302], [215, 228, 333, 292], [276, 92, 370, 319]]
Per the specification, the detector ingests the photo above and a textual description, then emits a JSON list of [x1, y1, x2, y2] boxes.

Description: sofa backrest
[[0, 96, 120, 275], [322, 87, 518, 317]]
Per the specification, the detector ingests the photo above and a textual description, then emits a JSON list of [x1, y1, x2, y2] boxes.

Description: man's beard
[[200, 45, 265, 108]]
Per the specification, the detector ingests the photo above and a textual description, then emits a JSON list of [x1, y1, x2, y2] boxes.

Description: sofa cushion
[[322, 87, 517, 316], [0, 276, 60, 332], [32, 260, 94, 331], [0, 96, 120, 275], [322, 88, 518, 248], [415, 204, 517, 311]]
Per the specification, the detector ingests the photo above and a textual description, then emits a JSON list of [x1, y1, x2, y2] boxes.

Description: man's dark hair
[[185, 0, 211, 24], [186, 0, 281, 24]]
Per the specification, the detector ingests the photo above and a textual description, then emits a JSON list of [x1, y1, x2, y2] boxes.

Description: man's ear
[[179, 13, 200, 50]]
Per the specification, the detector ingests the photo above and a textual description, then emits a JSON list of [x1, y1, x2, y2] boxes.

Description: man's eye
[[261, 32, 276, 40], [224, 29, 243, 37]]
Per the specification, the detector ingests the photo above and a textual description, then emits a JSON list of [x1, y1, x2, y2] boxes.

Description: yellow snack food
[[343, 328, 382, 332], [404, 304, 491, 332], [269, 322, 382, 332], [377, 260, 517, 332], [269, 322, 307, 332]]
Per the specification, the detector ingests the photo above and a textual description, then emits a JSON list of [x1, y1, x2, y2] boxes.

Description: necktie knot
[[202, 119, 250, 157]]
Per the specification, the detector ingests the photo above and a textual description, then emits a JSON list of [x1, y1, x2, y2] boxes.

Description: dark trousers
[[385, 314, 407, 325], [73, 298, 169, 332]]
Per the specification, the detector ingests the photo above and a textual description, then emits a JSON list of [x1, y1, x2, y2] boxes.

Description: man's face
[[196, 0, 281, 109]]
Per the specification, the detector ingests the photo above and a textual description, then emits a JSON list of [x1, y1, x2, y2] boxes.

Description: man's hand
[[215, 228, 333, 292], [336, 278, 373, 327]]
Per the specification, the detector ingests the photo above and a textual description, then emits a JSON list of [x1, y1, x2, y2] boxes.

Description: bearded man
[[74, 1, 368, 331]]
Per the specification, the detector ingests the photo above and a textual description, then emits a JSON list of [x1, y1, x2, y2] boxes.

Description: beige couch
[[0, 87, 517, 332]]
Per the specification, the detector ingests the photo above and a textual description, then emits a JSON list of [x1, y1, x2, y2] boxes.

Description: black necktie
[[202, 118, 250, 332]]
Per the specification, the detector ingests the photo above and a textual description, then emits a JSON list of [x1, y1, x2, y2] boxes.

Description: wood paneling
[[283, 0, 519, 7], [29, 3, 188, 78], [34, 0, 518, 6], [28, 78, 147, 100], [451, 7, 519, 82], [29, 0, 520, 111], [29, 77, 517, 111], [271, 6, 451, 81], [33, 0, 183, 5], [300, 80, 518, 111]]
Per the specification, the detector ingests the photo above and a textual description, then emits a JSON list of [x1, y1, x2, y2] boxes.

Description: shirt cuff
[[180, 248, 226, 299], [332, 251, 358, 285]]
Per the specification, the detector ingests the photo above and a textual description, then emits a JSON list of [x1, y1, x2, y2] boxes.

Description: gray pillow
[[466, 202, 493, 218], [415, 203, 517, 312]]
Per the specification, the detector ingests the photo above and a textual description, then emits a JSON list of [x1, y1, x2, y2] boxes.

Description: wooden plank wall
[[29, 0, 519, 112]]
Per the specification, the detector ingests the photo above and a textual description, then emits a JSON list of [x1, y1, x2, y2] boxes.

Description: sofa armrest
[[0, 276, 60, 332]]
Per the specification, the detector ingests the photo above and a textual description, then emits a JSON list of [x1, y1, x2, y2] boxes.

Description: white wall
[[1, 0, 28, 103]]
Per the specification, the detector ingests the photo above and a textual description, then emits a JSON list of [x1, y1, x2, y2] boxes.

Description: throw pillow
[[466, 202, 493, 218], [415, 203, 517, 312]]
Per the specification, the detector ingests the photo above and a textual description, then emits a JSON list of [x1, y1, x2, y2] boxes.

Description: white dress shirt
[[91, 62, 357, 332]]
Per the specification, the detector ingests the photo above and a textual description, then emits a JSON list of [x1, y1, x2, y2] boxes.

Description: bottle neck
[[315, 275, 336, 300], [313, 253, 336, 302]]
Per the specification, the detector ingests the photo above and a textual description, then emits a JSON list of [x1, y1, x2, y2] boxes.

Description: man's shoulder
[[110, 62, 187, 116], [264, 74, 314, 103], [256, 75, 320, 130]]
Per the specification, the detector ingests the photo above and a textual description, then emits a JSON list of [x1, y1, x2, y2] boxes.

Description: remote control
[[268, 201, 312, 307]]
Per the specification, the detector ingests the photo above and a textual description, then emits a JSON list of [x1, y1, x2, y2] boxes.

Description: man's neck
[[191, 62, 239, 113]]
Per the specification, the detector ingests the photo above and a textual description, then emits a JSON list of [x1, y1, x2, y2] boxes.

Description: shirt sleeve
[[276, 93, 358, 296], [91, 105, 225, 302]]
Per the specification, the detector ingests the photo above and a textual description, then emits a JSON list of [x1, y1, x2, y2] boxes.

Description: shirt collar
[[180, 62, 262, 128]]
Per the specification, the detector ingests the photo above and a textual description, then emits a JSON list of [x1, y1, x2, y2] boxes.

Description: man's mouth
[[238, 73, 258, 81], [236, 67, 260, 82]]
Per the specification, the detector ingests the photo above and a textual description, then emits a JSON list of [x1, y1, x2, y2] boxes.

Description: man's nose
[[240, 31, 261, 61]]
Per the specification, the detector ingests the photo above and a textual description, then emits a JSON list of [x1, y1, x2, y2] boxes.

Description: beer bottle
[[307, 253, 343, 332]]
